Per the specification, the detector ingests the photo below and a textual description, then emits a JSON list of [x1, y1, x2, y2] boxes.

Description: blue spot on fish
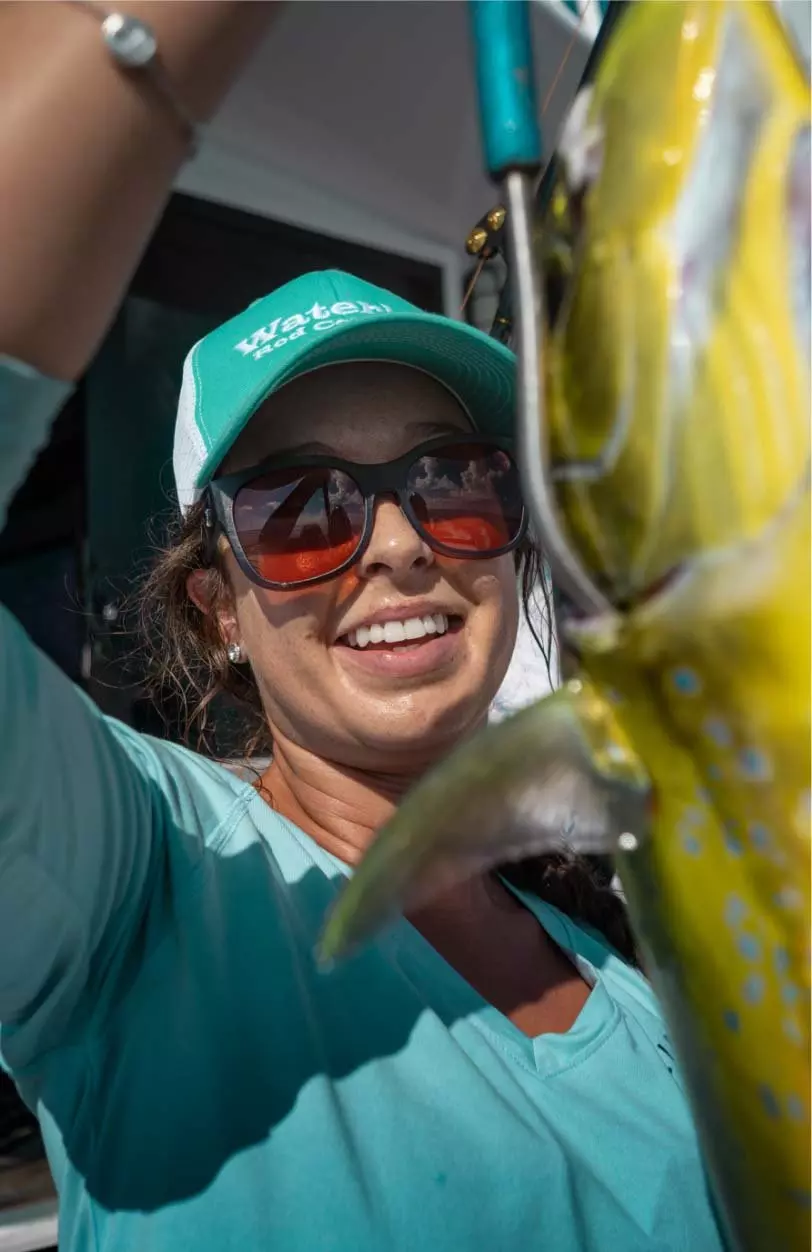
[[748, 822, 772, 852], [782, 982, 800, 1006], [723, 825, 743, 856], [703, 717, 732, 747], [759, 1084, 781, 1118], [722, 1008, 740, 1032], [774, 947, 790, 974], [783, 1016, 803, 1044], [743, 975, 765, 1004], [707, 763, 723, 781], [672, 666, 701, 696], [724, 895, 747, 927], [787, 1095, 806, 1122], [737, 933, 761, 961], [738, 747, 772, 781], [681, 832, 702, 856]]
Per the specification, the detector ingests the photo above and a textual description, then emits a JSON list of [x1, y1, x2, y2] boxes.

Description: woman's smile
[[331, 599, 466, 680], [332, 611, 465, 680]]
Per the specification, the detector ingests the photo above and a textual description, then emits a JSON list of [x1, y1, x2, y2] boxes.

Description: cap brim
[[196, 311, 516, 492]]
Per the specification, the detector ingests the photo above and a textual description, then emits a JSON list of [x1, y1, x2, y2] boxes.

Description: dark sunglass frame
[[207, 434, 527, 590]]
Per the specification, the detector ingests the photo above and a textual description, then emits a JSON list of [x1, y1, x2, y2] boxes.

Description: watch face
[[102, 13, 157, 68]]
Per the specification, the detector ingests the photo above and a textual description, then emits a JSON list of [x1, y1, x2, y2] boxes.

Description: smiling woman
[[139, 338, 637, 958]]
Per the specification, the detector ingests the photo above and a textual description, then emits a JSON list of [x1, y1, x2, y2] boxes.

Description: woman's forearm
[[0, 0, 280, 379]]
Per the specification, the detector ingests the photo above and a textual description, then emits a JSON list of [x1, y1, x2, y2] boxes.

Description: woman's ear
[[186, 569, 240, 650], [186, 568, 217, 616]]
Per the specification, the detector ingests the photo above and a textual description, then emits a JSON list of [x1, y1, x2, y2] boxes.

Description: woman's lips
[[332, 621, 462, 679]]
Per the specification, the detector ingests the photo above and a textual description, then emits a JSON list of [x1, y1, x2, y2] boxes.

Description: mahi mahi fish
[[320, 4, 811, 1249]]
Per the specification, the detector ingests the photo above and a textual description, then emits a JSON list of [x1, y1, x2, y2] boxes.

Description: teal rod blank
[[469, 0, 543, 178]]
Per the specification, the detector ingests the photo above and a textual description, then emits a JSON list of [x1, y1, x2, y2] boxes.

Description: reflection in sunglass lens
[[234, 467, 365, 584], [408, 443, 523, 553]]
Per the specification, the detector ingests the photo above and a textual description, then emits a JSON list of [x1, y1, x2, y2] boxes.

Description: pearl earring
[[227, 642, 243, 664]]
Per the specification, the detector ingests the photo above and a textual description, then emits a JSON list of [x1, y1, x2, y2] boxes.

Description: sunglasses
[[207, 435, 527, 590]]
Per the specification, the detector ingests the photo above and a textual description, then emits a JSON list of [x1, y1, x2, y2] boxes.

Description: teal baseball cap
[[173, 269, 516, 510]]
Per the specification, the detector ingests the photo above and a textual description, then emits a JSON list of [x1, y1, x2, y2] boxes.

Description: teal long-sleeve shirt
[[0, 357, 725, 1252]]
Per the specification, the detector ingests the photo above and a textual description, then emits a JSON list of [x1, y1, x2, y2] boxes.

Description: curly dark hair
[[137, 500, 639, 965]]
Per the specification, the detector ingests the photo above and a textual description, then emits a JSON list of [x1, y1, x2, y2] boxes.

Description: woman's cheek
[[442, 553, 517, 612]]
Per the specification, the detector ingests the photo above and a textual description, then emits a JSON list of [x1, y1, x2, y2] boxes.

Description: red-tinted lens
[[407, 443, 523, 553], [233, 467, 365, 584]]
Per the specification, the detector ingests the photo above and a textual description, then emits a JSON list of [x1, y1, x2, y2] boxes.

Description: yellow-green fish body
[[567, 514, 810, 1247], [544, 2, 810, 1245]]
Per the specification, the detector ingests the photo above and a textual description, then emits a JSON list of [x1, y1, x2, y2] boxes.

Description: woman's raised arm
[[0, 0, 279, 379], [0, 0, 280, 1071]]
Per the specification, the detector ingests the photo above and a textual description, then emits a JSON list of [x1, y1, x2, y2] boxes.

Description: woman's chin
[[337, 681, 491, 765], [316, 618, 511, 762]]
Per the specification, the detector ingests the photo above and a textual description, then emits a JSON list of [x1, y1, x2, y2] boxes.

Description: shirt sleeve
[[0, 357, 161, 1072], [0, 608, 166, 1071]]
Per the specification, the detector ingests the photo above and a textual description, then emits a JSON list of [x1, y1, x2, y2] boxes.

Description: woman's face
[[205, 361, 519, 773]]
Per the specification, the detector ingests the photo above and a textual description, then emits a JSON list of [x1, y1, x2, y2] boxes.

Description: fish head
[[540, 0, 810, 609]]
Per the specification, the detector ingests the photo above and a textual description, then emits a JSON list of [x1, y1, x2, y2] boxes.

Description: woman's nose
[[356, 496, 435, 581]]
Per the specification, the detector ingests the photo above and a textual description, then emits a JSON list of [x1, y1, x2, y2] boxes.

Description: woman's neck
[[258, 730, 420, 865]]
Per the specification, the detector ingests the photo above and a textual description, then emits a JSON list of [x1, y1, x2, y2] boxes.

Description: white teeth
[[403, 618, 425, 640], [344, 613, 451, 648], [383, 620, 407, 644]]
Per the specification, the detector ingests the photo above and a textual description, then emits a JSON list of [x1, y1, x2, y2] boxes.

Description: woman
[[0, 4, 725, 1250]]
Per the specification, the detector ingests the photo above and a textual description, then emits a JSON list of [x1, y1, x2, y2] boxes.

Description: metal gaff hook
[[503, 169, 612, 618], [468, 0, 616, 619]]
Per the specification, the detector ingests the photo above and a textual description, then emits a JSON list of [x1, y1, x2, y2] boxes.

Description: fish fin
[[318, 680, 650, 965]]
